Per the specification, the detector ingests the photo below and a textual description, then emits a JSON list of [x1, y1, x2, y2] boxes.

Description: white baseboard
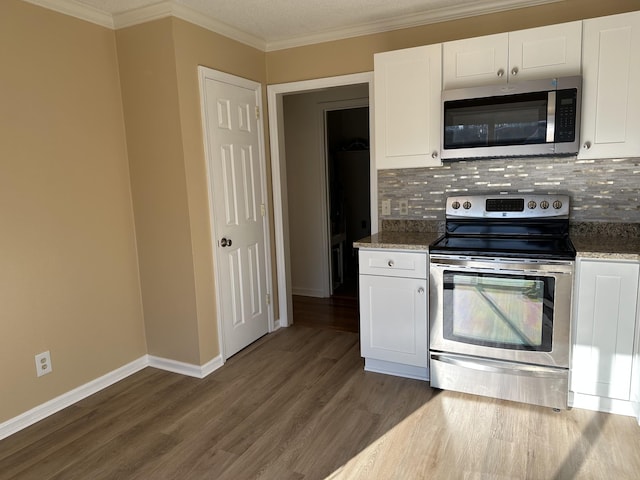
[[364, 358, 429, 381], [0, 353, 225, 441], [0, 356, 147, 441], [291, 287, 327, 297], [147, 354, 223, 378], [569, 392, 636, 417]]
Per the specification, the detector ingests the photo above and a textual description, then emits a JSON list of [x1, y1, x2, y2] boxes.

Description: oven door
[[429, 255, 573, 368]]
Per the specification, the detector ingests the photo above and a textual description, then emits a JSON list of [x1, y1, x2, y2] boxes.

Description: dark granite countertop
[[354, 223, 640, 261], [571, 222, 640, 261], [572, 236, 640, 261], [353, 231, 441, 251]]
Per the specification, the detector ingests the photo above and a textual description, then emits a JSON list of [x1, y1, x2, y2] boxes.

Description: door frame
[[198, 65, 275, 361], [267, 72, 375, 327]]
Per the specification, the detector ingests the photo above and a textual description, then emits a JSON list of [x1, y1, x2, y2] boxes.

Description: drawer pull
[[418, 287, 425, 294], [388, 260, 394, 267]]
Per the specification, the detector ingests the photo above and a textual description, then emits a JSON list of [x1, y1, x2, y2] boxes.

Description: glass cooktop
[[429, 234, 576, 260]]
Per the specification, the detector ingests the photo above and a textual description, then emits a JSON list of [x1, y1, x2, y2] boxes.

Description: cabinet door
[[443, 22, 581, 89], [633, 294, 640, 424], [508, 21, 582, 81], [572, 260, 639, 400], [359, 274, 428, 367], [579, 11, 640, 159], [374, 44, 442, 169], [443, 33, 508, 89]]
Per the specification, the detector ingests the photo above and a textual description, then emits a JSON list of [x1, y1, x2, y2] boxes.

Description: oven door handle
[[431, 353, 566, 379], [429, 258, 573, 275]]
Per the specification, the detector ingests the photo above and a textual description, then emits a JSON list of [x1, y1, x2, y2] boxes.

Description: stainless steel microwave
[[441, 76, 581, 160]]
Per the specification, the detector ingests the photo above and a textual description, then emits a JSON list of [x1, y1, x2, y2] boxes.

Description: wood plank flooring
[[1, 323, 640, 479], [292, 294, 359, 333]]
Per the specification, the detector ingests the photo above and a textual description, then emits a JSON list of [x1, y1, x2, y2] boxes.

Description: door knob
[[220, 237, 232, 247]]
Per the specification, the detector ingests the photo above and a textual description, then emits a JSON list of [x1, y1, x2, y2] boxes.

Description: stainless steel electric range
[[429, 193, 575, 409]]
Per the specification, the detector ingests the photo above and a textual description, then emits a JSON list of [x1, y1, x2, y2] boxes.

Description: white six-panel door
[[199, 68, 270, 358]]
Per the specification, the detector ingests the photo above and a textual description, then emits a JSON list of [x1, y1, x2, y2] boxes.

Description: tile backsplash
[[378, 156, 640, 223]]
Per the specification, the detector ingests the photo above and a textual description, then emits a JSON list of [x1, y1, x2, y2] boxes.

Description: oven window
[[442, 271, 554, 351]]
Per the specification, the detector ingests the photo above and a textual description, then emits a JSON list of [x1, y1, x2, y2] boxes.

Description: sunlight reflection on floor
[[324, 390, 640, 480]]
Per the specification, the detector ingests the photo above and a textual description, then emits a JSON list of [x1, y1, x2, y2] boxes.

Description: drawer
[[359, 249, 428, 279]]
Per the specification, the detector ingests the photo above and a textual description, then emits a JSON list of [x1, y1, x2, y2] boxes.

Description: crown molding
[[265, 0, 563, 51], [22, 0, 114, 28], [21, 0, 265, 50], [113, 1, 267, 50], [23, 0, 562, 53]]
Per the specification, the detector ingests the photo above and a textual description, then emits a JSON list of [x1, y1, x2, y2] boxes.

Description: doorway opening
[[267, 72, 375, 329], [326, 106, 371, 300], [282, 87, 368, 300], [282, 91, 370, 333]]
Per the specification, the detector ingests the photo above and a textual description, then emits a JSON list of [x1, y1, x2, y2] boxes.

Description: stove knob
[[528, 200, 537, 209], [540, 200, 549, 209], [463, 201, 472, 210], [451, 201, 461, 210], [553, 200, 563, 210]]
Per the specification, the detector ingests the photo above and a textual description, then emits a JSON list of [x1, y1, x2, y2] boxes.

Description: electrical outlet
[[35, 351, 52, 377], [381, 199, 391, 216], [399, 199, 409, 215]]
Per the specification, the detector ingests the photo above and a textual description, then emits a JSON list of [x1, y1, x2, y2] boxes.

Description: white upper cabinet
[[374, 44, 442, 169], [443, 21, 582, 89], [509, 22, 582, 81], [579, 11, 640, 160], [443, 33, 509, 88]]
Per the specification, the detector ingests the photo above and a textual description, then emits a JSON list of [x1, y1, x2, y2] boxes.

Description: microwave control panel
[[555, 89, 578, 143]]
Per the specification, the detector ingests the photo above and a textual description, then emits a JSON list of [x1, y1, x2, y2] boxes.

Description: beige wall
[[266, 0, 640, 83], [0, 0, 146, 423], [116, 19, 201, 364], [116, 18, 267, 365]]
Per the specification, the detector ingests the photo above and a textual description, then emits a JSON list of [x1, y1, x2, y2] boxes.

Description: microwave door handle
[[546, 91, 556, 143]]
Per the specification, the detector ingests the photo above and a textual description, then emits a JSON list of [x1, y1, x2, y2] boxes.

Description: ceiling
[[26, 0, 562, 51]]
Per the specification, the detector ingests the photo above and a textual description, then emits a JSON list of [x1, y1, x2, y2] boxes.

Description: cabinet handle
[[387, 260, 394, 267], [583, 141, 592, 150], [418, 287, 425, 294], [431, 151, 439, 159], [511, 67, 519, 76], [497, 69, 505, 77]]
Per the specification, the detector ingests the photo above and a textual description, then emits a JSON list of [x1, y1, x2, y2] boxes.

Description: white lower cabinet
[[571, 258, 640, 416], [634, 314, 640, 425], [358, 249, 428, 380]]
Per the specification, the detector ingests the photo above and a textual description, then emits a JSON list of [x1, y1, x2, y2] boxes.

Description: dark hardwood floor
[[2, 312, 640, 478], [292, 294, 359, 333]]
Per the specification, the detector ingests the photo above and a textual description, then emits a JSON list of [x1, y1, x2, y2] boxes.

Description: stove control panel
[[446, 193, 570, 218]]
